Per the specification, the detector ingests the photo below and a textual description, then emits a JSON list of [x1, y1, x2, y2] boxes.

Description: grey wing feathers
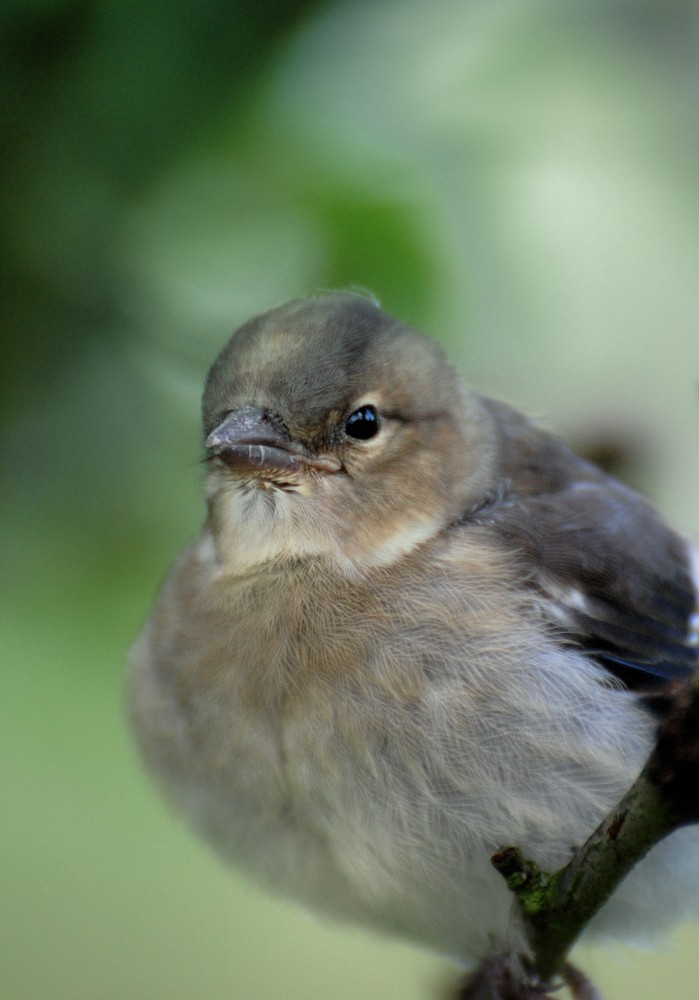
[[474, 397, 699, 691]]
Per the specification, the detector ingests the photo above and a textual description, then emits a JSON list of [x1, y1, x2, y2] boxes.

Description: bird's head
[[202, 293, 497, 575]]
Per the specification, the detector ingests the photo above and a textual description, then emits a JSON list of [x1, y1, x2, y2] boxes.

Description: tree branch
[[482, 673, 699, 996]]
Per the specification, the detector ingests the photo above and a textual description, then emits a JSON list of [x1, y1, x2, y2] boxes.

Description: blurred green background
[[2, 1, 699, 998]]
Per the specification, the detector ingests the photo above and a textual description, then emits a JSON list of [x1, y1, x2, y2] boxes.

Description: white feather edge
[[687, 543, 699, 647]]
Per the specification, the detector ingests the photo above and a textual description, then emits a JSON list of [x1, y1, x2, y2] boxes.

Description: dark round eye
[[344, 405, 380, 440]]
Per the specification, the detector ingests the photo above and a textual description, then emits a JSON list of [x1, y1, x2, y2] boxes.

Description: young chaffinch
[[128, 293, 699, 991]]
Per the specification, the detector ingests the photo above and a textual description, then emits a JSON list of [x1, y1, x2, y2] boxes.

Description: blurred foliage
[[0, 0, 323, 416], [2, 1, 699, 999]]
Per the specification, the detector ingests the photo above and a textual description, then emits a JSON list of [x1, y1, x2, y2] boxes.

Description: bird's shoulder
[[463, 397, 699, 694]]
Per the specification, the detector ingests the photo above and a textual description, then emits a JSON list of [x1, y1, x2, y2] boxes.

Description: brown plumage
[[128, 292, 699, 981]]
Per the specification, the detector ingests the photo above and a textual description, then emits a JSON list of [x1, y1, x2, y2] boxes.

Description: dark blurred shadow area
[[2, 3, 698, 999], [1, 0, 321, 409]]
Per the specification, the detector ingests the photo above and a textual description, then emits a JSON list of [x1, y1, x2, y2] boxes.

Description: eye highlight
[[345, 405, 380, 440]]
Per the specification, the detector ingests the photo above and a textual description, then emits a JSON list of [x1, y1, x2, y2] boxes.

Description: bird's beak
[[206, 406, 340, 475]]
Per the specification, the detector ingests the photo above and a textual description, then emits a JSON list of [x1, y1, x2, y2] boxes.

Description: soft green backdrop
[[3, 2, 699, 998]]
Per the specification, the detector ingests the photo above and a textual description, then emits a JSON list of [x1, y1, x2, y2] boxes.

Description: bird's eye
[[345, 405, 380, 440]]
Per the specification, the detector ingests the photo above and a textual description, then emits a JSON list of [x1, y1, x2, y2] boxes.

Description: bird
[[128, 292, 699, 998]]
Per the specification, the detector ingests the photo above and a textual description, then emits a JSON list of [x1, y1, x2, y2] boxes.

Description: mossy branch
[[487, 673, 699, 994]]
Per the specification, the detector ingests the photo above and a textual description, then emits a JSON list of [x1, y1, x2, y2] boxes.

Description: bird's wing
[[475, 398, 699, 692]]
